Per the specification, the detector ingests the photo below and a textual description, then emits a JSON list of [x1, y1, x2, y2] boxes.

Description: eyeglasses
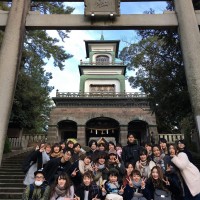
[[36, 176, 44, 179]]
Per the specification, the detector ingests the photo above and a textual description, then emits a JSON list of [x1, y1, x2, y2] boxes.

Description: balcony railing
[[80, 61, 125, 66], [55, 91, 147, 98]]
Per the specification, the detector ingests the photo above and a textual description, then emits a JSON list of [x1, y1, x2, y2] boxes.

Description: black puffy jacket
[[121, 142, 140, 166]]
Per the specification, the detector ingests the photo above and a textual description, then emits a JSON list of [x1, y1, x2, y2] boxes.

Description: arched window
[[96, 55, 109, 64]]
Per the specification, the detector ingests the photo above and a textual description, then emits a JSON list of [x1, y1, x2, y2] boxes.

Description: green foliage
[[119, 9, 193, 133], [3, 137, 11, 154], [180, 115, 197, 152], [0, 2, 10, 11], [193, 0, 200, 9], [0, 2, 74, 134]]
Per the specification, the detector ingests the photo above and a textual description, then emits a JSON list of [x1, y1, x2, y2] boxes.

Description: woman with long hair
[[143, 166, 178, 200], [122, 163, 134, 187], [50, 172, 74, 200], [135, 148, 156, 179], [166, 144, 184, 200], [152, 144, 171, 175], [50, 143, 64, 159]]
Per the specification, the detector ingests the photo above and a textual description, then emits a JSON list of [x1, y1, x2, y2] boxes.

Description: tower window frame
[[96, 55, 110, 64]]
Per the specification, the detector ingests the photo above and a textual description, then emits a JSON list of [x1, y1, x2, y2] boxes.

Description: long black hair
[[50, 172, 73, 198], [139, 147, 151, 165]]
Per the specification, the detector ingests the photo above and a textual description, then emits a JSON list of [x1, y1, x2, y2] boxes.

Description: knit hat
[[34, 169, 45, 177]]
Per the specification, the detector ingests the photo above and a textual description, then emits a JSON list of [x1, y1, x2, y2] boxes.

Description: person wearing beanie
[[22, 169, 50, 200], [121, 133, 140, 167]]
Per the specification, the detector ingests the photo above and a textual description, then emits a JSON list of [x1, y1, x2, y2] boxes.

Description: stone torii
[[0, 0, 200, 166]]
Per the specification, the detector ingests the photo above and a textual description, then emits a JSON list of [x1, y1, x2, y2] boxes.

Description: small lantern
[[84, 0, 120, 17]]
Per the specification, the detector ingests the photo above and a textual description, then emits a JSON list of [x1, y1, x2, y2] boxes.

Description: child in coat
[[102, 169, 124, 200]]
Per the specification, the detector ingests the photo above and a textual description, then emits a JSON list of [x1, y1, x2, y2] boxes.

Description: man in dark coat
[[86, 139, 100, 162], [121, 133, 140, 166], [43, 150, 72, 185]]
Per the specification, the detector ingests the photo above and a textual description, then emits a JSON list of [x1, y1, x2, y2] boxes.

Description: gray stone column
[[0, 0, 31, 165], [175, 0, 200, 151], [77, 125, 86, 146], [120, 125, 128, 146], [47, 125, 59, 144]]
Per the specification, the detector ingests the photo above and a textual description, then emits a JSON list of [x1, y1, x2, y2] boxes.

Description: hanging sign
[[84, 0, 120, 17]]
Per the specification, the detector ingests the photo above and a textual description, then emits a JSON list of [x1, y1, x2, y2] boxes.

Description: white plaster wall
[[82, 68, 123, 75], [90, 44, 115, 52], [84, 79, 120, 92]]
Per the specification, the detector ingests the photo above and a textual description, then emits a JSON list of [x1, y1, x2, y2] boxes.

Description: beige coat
[[172, 152, 200, 196]]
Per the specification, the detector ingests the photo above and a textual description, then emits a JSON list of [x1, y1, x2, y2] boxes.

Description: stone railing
[[22, 134, 46, 142], [56, 91, 147, 98], [9, 134, 46, 149], [8, 138, 23, 149], [80, 61, 125, 66], [158, 133, 184, 144]]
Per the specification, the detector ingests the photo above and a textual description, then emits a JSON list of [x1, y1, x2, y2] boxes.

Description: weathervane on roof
[[84, 0, 120, 17]]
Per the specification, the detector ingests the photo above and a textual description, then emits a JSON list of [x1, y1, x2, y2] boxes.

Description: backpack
[[154, 189, 172, 200], [29, 183, 47, 200]]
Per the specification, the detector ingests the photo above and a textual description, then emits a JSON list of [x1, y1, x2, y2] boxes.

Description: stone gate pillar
[[120, 125, 128, 146], [0, 0, 31, 166], [175, 0, 200, 151], [47, 125, 59, 144], [77, 125, 86, 146]]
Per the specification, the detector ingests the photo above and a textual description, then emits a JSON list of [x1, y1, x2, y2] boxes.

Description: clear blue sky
[[45, 1, 167, 97]]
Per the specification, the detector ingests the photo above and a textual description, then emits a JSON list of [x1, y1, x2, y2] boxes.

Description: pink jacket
[[172, 152, 200, 196]]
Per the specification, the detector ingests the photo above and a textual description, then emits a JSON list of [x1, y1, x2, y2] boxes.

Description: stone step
[[0, 192, 22, 199], [1, 162, 24, 165], [2, 160, 24, 164], [0, 149, 34, 199], [0, 183, 24, 187], [0, 171, 24, 175], [0, 164, 22, 167], [0, 168, 23, 172], [2, 159, 24, 162], [1, 162, 23, 165], [0, 179, 24, 183], [0, 187, 25, 193], [0, 175, 24, 179]]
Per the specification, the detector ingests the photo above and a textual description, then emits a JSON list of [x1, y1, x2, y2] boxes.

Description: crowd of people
[[21, 133, 200, 200]]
